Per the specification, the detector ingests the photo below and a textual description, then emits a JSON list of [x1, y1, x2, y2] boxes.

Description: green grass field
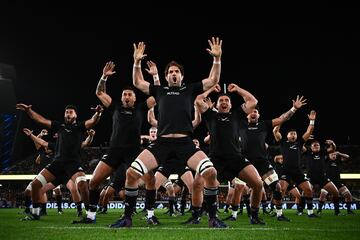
[[1, 208, 359, 240]]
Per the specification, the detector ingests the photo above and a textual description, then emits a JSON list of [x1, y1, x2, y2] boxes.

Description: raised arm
[[23, 128, 49, 149], [302, 110, 316, 141], [202, 37, 222, 91], [147, 107, 158, 127], [84, 105, 104, 129], [133, 42, 150, 94], [192, 103, 202, 129], [335, 151, 350, 161], [195, 84, 221, 114], [204, 134, 211, 145], [33, 129, 48, 150], [272, 95, 307, 127], [325, 139, 337, 152], [227, 83, 258, 114], [273, 125, 282, 142], [16, 104, 51, 128], [81, 129, 96, 148], [145, 60, 160, 86], [95, 61, 116, 108]]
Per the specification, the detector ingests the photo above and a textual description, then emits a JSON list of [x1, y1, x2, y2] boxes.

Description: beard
[[65, 117, 75, 124]]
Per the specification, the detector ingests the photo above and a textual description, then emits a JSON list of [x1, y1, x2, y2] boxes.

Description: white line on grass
[[38, 226, 360, 232]]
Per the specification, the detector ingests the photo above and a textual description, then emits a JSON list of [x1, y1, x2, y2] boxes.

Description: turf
[[1, 208, 359, 240]]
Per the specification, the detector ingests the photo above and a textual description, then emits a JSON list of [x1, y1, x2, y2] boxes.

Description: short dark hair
[[309, 139, 320, 145], [164, 61, 184, 76], [286, 128, 297, 134], [122, 86, 136, 94], [65, 104, 78, 114], [217, 93, 231, 101]]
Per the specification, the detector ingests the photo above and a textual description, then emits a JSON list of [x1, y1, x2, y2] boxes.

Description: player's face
[[121, 90, 136, 108], [193, 139, 200, 148], [286, 131, 297, 142], [310, 142, 321, 152], [166, 66, 183, 87], [247, 109, 260, 123], [216, 95, 232, 113], [149, 129, 157, 140], [329, 152, 337, 160], [277, 156, 283, 164], [64, 109, 77, 124]]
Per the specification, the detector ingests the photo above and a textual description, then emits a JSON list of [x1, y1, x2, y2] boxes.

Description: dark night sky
[[1, 3, 359, 160]]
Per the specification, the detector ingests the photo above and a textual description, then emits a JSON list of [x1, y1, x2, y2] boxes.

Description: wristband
[[154, 74, 159, 81], [133, 64, 141, 68], [213, 61, 221, 64], [290, 107, 296, 113], [310, 120, 315, 125]]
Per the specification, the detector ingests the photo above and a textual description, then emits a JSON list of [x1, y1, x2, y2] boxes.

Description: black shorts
[[108, 162, 127, 192], [51, 173, 69, 187], [156, 160, 192, 179], [103, 146, 141, 170], [147, 137, 200, 169], [249, 158, 275, 177], [210, 155, 251, 182], [45, 160, 84, 184], [308, 175, 331, 188], [280, 167, 308, 186], [327, 175, 343, 189]]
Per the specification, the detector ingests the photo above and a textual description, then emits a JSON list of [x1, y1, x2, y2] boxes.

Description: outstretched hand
[[103, 61, 116, 77], [292, 95, 307, 109], [23, 128, 33, 136], [308, 110, 316, 120], [91, 105, 104, 113], [87, 129, 96, 136], [16, 103, 32, 112], [204, 97, 215, 109], [133, 42, 147, 62], [206, 37, 222, 58], [145, 60, 158, 75], [227, 83, 240, 93]]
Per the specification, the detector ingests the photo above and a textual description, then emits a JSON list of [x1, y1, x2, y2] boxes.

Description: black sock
[[333, 196, 340, 214], [56, 195, 62, 211], [251, 206, 259, 219], [168, 196, 175, 214], [300, 196, 306, 211], [239, 201, 244, 214], [318, 200, 325, 211], [145, 189, 156, 210], [25, 195, 31, 211], [41, 203, 47, 213], [181, 198, 186, 213], [346, 202, 352, 212], [192, 207, 201, 219], [305, 197, 313, 210], [243, 194, 251, 216], [76, 202, 82, 212], [124, 188, 138, 218], [204, 187, 218, 218], [89, 189, 100, 212]]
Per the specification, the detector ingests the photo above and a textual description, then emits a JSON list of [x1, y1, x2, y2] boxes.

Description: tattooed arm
[[272, 95, 307, 127]]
